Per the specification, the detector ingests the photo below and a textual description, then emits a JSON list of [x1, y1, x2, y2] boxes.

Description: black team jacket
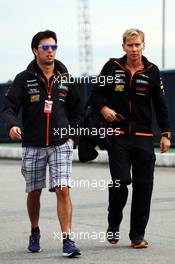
[[78, 55, 171, 162], [91, 55, 170, 137], [1, 60, 82, 147]]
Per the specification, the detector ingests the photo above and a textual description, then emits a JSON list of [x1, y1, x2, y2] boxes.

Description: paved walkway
[[0, 160, 175, 263]]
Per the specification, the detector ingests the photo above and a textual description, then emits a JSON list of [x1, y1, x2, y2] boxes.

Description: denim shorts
[[21, 141, 73, 193]]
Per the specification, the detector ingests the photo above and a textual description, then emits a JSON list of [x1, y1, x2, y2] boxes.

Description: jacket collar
[[26, 59, 66, 77], [117, 55, 152, 70]]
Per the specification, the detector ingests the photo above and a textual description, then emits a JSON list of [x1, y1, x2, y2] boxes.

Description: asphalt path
[[0, 160, 175, 264]]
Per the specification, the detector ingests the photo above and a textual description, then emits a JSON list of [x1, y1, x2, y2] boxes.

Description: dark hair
[[31, 30, 57, 50]]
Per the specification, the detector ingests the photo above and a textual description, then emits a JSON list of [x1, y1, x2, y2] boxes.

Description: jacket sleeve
[[66, 81, 83, 144], [151, 66, 170, 135], [1, 74, 23, 132], [91, 59, 113, 112]]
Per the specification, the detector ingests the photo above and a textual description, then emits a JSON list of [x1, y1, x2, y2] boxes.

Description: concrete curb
[[0, 146, 175, 166]]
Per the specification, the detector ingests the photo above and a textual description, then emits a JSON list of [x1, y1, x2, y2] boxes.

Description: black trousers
[[107, 135, 156, 240]]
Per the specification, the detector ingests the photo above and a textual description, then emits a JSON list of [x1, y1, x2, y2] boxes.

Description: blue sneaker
[[27, 233, 41, 253], [62, 238, 81, 257]]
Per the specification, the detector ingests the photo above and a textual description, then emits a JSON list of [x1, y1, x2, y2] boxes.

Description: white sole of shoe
[[62, 251, 81, 257], [27, 248, 42, 253]]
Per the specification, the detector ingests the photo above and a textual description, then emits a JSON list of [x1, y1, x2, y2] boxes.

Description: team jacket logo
[[160, 78, 165, 95], [138, 74, 149, 79], [115, 78, 125, 84], [115, 70, 125, 73], [136, 79, 148, 85], [115, 74, 126, 78], [57, 85, 68, 91], [115, 85, 125, 92], [28, 88, 40, 94], [57, 84, 68, 102], [58, 92, 67, 97], [27, 79, 39, 87], [30, 94, 40, 102], [136, 87, 146, 92]]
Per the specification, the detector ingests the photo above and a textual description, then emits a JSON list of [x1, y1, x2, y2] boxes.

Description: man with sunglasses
[[2, 30, 81, 257]]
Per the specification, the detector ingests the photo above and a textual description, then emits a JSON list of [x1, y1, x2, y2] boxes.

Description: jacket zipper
[[45, 79, 54, 146], [128, 73, 133, 134], [114, 60, 153, 135], [128, 67, 154, 134]]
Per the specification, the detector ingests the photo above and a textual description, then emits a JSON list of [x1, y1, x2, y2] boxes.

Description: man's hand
[[160, 137, 171, 153], [101, 106, 123, 122], [9, 126, 22, 141], [68, 138, 74, 146]]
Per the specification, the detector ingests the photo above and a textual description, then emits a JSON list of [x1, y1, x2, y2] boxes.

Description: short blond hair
[[123, 28, 145, 44]]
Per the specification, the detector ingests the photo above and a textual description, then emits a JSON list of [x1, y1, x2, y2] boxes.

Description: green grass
[[0, 143, 175, 152], [155, 147, 175, 153], [0, 142, 22, 147]]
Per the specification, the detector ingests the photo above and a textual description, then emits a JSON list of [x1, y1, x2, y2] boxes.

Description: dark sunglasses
[[38, 44, 58, 51]]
